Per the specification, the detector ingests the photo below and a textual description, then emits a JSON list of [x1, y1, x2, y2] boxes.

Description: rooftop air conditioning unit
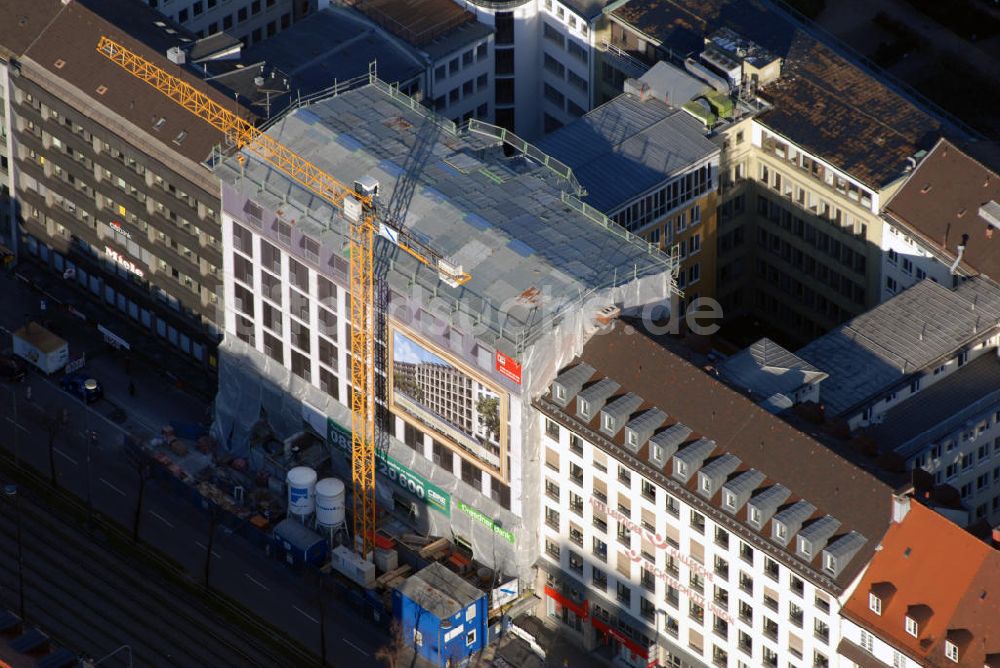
[[166, 46, 186, 65]]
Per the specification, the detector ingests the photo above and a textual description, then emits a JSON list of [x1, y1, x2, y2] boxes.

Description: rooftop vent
[[153, 117, 166, 131], [166, 46, 186, 65]]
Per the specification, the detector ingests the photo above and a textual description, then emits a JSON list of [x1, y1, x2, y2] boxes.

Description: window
[[764, 557, 779, 580], [616, 582, 631, 606], [740, 542, 753, 564], [690, 510, 705, 533], [945, 640, 959, 662], [546, 418, 560, 439], [905, 616, 918, 637], [466, 629, 476, 646], [592, 567, 607, 590], [593, 536, 607, 561]]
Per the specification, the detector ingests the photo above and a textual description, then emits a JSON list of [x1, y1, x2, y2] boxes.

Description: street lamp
[[4, 484, 25, 623]]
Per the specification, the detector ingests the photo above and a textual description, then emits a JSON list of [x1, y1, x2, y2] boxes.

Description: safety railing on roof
[[467, 119, 586, 196], [560, 191, 681, 279], [369, 74, 459, 136]]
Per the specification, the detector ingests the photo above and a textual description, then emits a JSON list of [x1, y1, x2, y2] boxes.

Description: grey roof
[[699, 453, 741, 480], [579, 378, 621, 407], [243, 7, 425, 98], [674, 437, 716, 468], [749, 483, 791, 515], [797, 278, 1000, 416], [798, 515, 841, 548], [602, 392, 643, 422], [637, 61, 709, 107], [422, 20, 493, 61], [216, 83, 673, 349], [535, 92, 719, 213], [272, 518, 324, 550], [825, 531, 867, 561], [871, 352, 1000, 459], [723, 468, 766, 498], [718, 337, 827, 401], [625, 408, 668, 451], [651, 423, 692, 453], [562, 0, 613, 20], [397, 562, 483, 619], [773, 500, 816, 533]]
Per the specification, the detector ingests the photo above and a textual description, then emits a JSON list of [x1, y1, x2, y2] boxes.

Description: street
[[0, 271, 388, 666]]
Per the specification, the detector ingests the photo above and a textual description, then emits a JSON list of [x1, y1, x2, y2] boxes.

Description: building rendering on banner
[[0, 0, 259, 368], [837, 496, 1000, 667], [536, 321, 891, 668], [214, 79, 677, 581]]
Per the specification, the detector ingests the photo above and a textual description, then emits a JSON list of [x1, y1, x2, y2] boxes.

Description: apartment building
[[838, 496, 1000, 668], [142, 0, 309, 45], [214, 80, 675, 583], [0, 58, 15, 264], [880, 138, 1000, 301], [453, 0, 606, 138], [794, 277, 1000, 525], [537, 66, 720, 311], [0, 0, 255, 367], [536, 321, 892, 668]]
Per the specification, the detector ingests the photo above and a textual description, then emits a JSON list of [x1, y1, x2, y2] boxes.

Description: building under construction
[[214, 75, 677, 582]]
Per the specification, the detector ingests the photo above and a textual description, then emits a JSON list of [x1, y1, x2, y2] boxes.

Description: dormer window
[[905, 616, 918, 637], [554, 385, 566, 401], [775, 522, 787, 540], [579, 399, 591, 418], [823, 552, 836, 574], [798, 537, 811, 558], [675, 460, 688, 476], [700, 476, 712, 493], [724, 492, 736, 509], [651, 444, 663, 461], [627, 430, 638, 447], [603, 414, 615, 431], [749, 506, 761, 526], [869, 593, 882, 615], [945, 640, 958, 662]]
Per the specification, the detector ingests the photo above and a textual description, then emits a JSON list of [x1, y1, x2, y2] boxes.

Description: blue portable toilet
[[271, 518, 328, 567], [393, 562, 488, 668]]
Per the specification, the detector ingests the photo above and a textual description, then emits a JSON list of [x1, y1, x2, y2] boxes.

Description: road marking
[[149, 511, 175, 528], [343, 639, 369, 656], [194, 541, 221, 559], [100, 478, 126, 496], [244, 573, 270, 591], [293, 605, 319, 624], [3, 417, 28, 433], [54, 447, 78, 464]]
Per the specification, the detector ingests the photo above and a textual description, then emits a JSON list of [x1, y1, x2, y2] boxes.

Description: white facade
[[427, 35, 495, 125], [538, 419, 842, 668], [144, 0, 301, 45], [0, 59, 16, 255], [455, 0, 598, 139], [879, 220, 956, 301], [840, 618, 922, 668]]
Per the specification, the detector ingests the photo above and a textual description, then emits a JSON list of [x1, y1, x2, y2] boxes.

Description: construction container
[[331, 545, 376, 588], [271, 518, 328, 567]]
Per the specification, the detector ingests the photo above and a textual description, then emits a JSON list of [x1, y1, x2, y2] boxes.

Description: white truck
[[13, 322, 69, 375]]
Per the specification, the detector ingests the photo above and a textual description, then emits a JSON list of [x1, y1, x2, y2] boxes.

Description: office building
[[0, 0, 256, 367], [880, 138, 1000, 301], [536, 320, 892, 668], [214, 79, 676, 582], [537, 63, 721, 310], [838, 496, 1000, 668], [141, 0, 308, 45]]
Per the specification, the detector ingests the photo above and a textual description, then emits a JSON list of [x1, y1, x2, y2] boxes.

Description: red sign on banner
[[495, 351, 522, 384]]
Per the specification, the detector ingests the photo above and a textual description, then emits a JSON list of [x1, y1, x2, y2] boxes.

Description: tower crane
[[96, 37, 471, 558]]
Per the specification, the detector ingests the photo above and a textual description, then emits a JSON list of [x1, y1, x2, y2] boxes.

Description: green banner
[[456, 500, 516, 545], [327, 418, 451, 517]]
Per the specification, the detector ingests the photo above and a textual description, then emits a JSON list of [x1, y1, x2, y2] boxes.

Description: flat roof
[[398, 562, 483, 619], [871, 353, 1000, 460], [0, 0, 253, 166], [216, 83, 674, 348], [349, 0, 473, 47], [607, 0, 951, 188], [540, 321, 893, 591], [536, 92, 719, 213], [242, 7, 425, 97], [884, 138, 1000, 280], [797, 278, 1000, 417]]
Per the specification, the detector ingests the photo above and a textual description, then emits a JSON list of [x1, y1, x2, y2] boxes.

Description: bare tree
[[40, 407, 69, 488], [124, 439, 149, 543], [203, 505, 221, 588], [375, 621, 407, 668]]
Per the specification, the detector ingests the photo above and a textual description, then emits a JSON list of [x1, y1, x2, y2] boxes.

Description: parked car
[[0, 354, 26, 383], [60, 372, 103, 403]]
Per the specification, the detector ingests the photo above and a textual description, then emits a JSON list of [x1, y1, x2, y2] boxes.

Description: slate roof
[[717, 337, 827, 402], [243, 6, 426, 97], [535, 92, 719, 213], [537, 321, 893, 591], [607, 0, 951, 188], [884, 138, 1000, 281], [841, 501, 1000, 667], [797, 278, 1000, 417], [216, 84, 673, 347], [871, 353, 1000, 459]]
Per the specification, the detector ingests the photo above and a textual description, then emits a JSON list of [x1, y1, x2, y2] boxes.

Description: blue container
[[271, 518, 328, 567]]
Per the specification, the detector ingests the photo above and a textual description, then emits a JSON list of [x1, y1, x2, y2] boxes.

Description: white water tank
[[286, 467, 317, 517], [315, 478, 346, 527]]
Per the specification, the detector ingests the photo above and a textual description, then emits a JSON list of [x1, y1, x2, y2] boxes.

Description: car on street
[[60, 372, 103, 403], [0, 354, 26, 382]]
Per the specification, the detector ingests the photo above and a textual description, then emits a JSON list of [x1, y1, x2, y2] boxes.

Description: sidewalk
[[7, 261, 217, 403]]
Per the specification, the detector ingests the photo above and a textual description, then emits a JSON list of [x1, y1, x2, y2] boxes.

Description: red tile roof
[[841, 501, 1000, 666]]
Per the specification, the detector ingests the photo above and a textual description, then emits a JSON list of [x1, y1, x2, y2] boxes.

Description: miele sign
[[590, 496, 734, 624]]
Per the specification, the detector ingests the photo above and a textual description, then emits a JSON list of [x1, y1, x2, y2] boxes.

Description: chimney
[[992, 526, 1000, 546], [595, 305, 621, 326], [892, 494, 911, 523]]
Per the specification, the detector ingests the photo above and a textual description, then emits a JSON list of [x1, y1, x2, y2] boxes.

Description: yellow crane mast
[[95, 37, 469, 558]]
